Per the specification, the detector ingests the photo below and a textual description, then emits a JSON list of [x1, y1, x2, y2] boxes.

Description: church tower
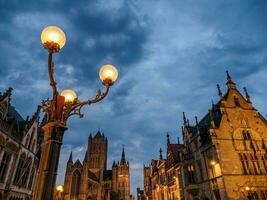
[[87, 131, 108, 172], [112, 146, 130, 200], [62, 131, 131, 200]]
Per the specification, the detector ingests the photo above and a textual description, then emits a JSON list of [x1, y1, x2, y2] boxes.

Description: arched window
[[71, 170, 81, 199], [242, 131, 252, 140]]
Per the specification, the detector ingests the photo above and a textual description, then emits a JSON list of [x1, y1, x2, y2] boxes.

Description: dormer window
[[234, 96, 240, 106]]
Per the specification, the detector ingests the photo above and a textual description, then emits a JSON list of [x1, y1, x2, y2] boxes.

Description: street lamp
[[33, 26, 118, 200], [55, 185, 63, 200]]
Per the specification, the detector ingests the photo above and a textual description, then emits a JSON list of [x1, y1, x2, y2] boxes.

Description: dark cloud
[[1, 0, 267, 197]]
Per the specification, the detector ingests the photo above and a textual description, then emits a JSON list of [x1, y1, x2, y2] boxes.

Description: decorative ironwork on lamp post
[[32, 26, 118, 200]]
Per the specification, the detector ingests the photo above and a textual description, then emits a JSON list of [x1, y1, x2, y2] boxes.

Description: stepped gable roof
[[88, 170, 98, 181], [103, 170, 112, 180]]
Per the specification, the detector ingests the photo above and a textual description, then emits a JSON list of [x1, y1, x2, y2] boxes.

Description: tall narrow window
[[13, 155, 25, 186], [239, 153, 250, 174], [27, 165, 35, 190], [21, 157, 32, 187], [262, 155, 267, 174], [71, 170, 81, 199], [187, 164, 195, 184], [197, 160, 203, 181], [0, 152, 11, 182]]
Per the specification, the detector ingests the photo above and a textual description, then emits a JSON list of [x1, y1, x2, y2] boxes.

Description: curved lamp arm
[[61, 83, 110, 124]]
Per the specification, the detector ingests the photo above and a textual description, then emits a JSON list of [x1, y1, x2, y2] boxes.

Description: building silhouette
[[62, 131, 131, 200], [0, 88, 41, 199], [143, 72, 267, 199]]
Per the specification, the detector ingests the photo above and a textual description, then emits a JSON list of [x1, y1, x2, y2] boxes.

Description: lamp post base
[[32, 122, 67, 200]]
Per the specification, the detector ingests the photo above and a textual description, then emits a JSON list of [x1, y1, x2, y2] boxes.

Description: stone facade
[[62, 131, 131, 200], [0, 88, 41, 200], [143, 72, 267, 200]]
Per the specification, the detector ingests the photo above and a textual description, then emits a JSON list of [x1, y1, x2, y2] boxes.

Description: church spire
[[226, 70, 236, 89], [183, 112, 187, 124], [83, 150, 88, 163], [167, 132, 170, 144], [68, 151, 73, 163], [177, 137, 180, 144], [120, 145, 126, 164], [159, 148, 163, 160]]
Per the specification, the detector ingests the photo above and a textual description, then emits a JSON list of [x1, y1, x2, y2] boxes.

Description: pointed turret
[[120, 145, 126, 164], [68, 151, 73, 163], [195, 116, 199, 126], [243, 87, 251, 103], [159, 148, 163, 160], [181, 126, 185, 141], [183, 112, 187, 124], [216, 84, 223, 99], [112, 160, 116, 167], [167, 132, 170, 144], [226, 70, 236, 89]]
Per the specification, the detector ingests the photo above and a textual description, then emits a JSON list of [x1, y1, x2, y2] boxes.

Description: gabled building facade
[[63, 131, 131, 200], [143, 72, 267, 200], [0, 88, 41, 200]]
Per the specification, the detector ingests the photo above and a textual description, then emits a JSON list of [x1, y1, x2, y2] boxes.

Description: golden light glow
[[56, 185, 64, 193], [211, 160, 216, 166], [61, 89, 77, 103], [99, 64, 118, 85], [245, 186, 250, 191], [41, 26, 66, 48]]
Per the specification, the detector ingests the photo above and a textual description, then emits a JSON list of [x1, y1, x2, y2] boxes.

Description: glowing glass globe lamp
[[99, 64, 118, 85], [41, 26, 66, 51], [61, 89, 77, 103]]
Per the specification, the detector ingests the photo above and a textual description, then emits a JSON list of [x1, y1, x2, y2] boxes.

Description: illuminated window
[[187, 164, 195, 184]]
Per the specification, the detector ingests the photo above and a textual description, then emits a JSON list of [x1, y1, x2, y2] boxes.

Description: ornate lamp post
[[32, 26, 118, 200]]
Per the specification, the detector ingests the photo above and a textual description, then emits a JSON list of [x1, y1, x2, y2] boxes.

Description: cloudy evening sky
[[1, 0, 267, 196]]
